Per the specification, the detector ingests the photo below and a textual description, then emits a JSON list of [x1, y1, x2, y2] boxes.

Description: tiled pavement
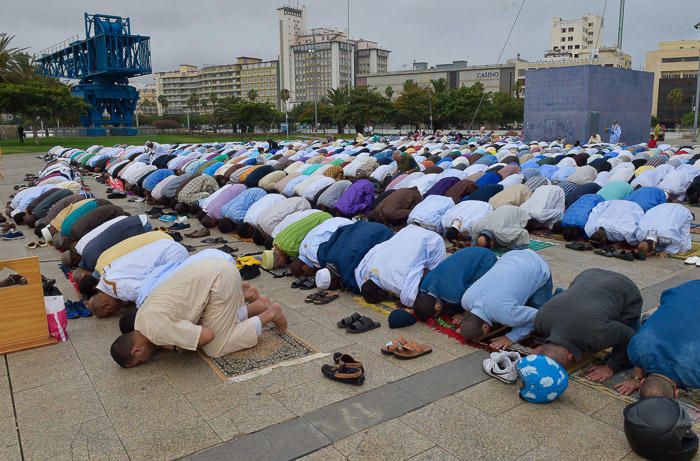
[[0, 152, 698, 460]]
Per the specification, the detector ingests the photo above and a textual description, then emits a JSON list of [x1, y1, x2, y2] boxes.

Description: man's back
[[536, 268, 641, 360]]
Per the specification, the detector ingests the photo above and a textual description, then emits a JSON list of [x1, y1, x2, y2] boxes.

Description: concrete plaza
[[1, 152, 699, 460]]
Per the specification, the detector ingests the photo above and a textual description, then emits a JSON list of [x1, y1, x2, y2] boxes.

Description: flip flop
[[292, 278, 308, 289], [347, 316, 381, 334], [25, 241, 39, 249], [37, 240, 47, 247], [381, 338, 433, 360], [313, 292, 339, 305], [217, 244, 238, 254], [337, 312, 361, 328], [201, 237, 227, 244], [305, 290, 325, 302]]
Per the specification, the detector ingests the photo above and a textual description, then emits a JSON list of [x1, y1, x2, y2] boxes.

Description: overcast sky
[[2, 0, 698, 85]]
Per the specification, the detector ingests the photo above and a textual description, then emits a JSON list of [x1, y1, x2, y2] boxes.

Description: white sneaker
[[684, 256, 699, 265], [503, 351, 522, 365], [482, 352, 518, 384]]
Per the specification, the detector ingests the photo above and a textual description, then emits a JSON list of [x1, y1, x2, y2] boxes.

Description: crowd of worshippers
[[2, 135, 696, 381]]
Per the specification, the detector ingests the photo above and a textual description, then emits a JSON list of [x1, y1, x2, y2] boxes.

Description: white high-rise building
[[549, 14, 603, 59], [277, 5, 306, 101]]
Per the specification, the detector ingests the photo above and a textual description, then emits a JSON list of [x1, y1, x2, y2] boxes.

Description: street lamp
[[692, 21, 700, 142], [308, 49, 318, 132]]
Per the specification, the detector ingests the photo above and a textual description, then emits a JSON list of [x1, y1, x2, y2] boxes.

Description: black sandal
[[337, 312, 361, 328], [347, 316, 381, 334], [313, 292, 339, 305], [299, 278, 316, 290]]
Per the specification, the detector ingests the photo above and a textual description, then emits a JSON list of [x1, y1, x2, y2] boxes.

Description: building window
[[561, 28, 566, 33], [575, 45, 580, 49], [568, 27, 574, 32], [574, 54, 579, 58], [568, 36, 573, 41], [561, 37, 566, 42]]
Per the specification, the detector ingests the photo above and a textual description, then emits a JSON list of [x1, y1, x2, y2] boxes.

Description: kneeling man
[[110, 258, 287, 367]]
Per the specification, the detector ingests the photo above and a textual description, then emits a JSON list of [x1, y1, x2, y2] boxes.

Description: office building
[[136, 84, 157, 115], [240, 58, 280, 107], [516, 47, 632, 81], [277, 3, 389, 104], [155, 57, 280, 115], [550, 14, 604, 58], [361, 60, 517, 98], [645, 40, 700, 124]]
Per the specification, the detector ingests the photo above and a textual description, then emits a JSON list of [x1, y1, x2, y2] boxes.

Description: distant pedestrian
[[17, 125, 25, 144], [607, 120, 622, 144]]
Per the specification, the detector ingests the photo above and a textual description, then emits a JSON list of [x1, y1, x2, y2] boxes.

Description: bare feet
[[247, 295, 271, 316], [268, 303, 287, 334], [242, 281, 259, 303]]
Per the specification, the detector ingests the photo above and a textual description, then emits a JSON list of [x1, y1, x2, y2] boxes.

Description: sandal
[[298, 278, 316, 290], [25, 241, 39, 249], [337, 312, 361, 328], [381, 338, 433, 360], [202, 237, 228, 244], [594, 247, 615, 257], [614, 249, 635, 261], [347, 316, 381, 334], [313, 292, 339, 305], [37, 240, 47, 247], [292, 278, 309, 289]]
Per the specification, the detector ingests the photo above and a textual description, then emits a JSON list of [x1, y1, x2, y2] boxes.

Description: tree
[[394, 80, 431, 129], [514, 80, 524, 99], [200, 96, 209, 113], [343, 86, 391, 132], [327, 87, 350, 133], [208, 93, 218, 111], [0, 79, 86, 142], [666, 88, 684, 125], [157, 95, 169, 115], [247, 89, 258, 102], [0, 34, 27, 84], [430, 78, 448, 95], [384, 86, 394, 100], [186, 93, 199, 113], [491, 91, 523, 126]]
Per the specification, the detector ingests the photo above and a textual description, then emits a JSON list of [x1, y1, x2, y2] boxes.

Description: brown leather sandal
[[381, 337, 433, 360], [321, 354, 365, 385]]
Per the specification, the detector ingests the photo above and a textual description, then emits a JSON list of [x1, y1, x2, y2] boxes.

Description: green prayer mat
[[669, 241, 700, 260], [200, 326, 320, 381], [493, 239, 556, 256]]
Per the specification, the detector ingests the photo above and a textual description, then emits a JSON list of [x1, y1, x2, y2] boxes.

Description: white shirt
[[608, 162, 635, 183], [98, 239, 189, 302], [302, 176, 335, 202], [298, 217, 353, 268], [354, 225, 446, 307], [636, 203, 693, 255], [584, 200, 644, 244], [243, 193, 285, 226], [499, 174, 524, 188], [407, 195, 455, 233], [520, 185, 566, 228], [370, 164, 397, 183], [440, 201, 493, 236]]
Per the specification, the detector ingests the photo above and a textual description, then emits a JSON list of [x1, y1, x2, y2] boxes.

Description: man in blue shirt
[[616, 281, 700, 398], [459, 249, 552, 349], [413, 247, 497, 320]]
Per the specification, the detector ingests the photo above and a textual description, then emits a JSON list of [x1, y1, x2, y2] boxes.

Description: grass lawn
[[0, 133, 348, 154]]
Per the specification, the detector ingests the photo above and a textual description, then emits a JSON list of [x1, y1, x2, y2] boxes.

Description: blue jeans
[[527, 275, 553, 310]]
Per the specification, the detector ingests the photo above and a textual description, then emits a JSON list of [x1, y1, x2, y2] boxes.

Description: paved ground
[[1, 152, 699, 461]]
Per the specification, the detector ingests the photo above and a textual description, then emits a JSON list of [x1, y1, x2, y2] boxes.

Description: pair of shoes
[[482, 351, 522, 384], [1, 231, 24, 240], [305, 290, 339, 305], [168, 231, 183, 242], [25, 240, 47, 249], [216, 244, 237, 254], [0, 274, 27, 287], [291, 277, 315, 290], [65, 300, 92, 318], [1, 223, 14, 233], [185, 228, 210, 238], [565, 241, 592, 251], [321, 353, 365, 385], [614, 250, 635, 261], [169, 222, 191, 231], [202, 236, 227, 244], [336, 311, 380, 333], [106, 192, 127, 199], [594, 247, 615, 257], [684, 256, 700, 266]]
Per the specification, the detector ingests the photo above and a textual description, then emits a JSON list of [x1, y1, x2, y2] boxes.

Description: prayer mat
[[669, 241, 700, 260], [568, 358, 700, 424], [493, 239, 556, 256], [352, 296, 398, 316], [200, 326, 326, 383]]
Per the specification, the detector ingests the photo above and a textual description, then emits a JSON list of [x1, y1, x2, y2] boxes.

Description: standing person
[[647, 134, 657, 149], [608, 120, 622, 144], [653, 123, 661, 141], [17, 125, 25, 144]]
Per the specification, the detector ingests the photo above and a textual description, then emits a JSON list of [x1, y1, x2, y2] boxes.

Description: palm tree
[[200, 96, 209, 113], [327, 87, 350, 133], [514, 80, 524, 99], [279, 88, 290, 110], [186, 92, 200, 113], [666, 88, 684, 126], [384, 86, 394, 100], [430, 78, 448, 95], [209, 93, 218, 112], [247, 89, 258, 102], [0, 34, 28, 83], [157, 95, 169, 115]]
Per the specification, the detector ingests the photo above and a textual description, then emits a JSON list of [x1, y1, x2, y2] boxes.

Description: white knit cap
[[41, 226, 52, 244], [315, 268, 331, 289]]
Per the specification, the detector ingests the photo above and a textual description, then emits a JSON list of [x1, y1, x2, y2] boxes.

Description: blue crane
[[37, 13, 151, 136]]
